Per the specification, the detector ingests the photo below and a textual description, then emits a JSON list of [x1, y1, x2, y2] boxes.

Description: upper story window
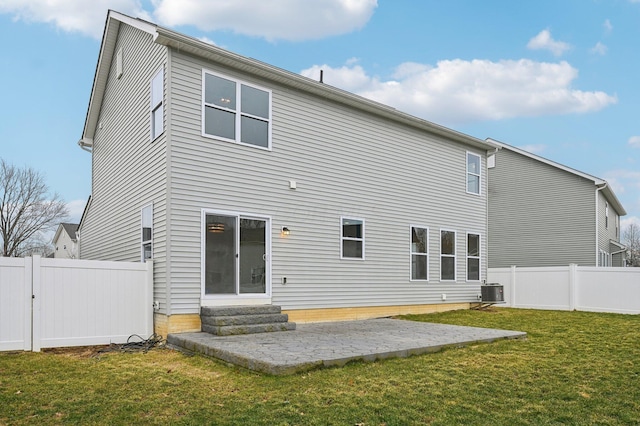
[[151, 68, 164, 140], [141, 204, 153, 261], [341, 217, 364, 259], [467, 152, 481, 195], [203, 71, 271, 150], [411, 226, 428, 281], [441, 230, 456, 281], [605, 202, 609, 228]]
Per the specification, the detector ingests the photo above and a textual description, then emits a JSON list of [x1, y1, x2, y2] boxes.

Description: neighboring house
[[77, 11, 500, 337], [52, 223, 79, 259], [487, 139, 627, 268]]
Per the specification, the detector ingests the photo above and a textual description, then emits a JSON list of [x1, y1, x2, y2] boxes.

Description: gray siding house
[[487, 139, 627, 268], [77, 11, 499, 336]]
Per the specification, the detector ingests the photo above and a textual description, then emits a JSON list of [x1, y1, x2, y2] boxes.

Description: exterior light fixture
[[281, 227, 290, 236]]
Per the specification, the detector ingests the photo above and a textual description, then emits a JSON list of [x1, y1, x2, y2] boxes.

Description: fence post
[[31, 255, 41, 352], [568, 264, 577, 311], [510, 265, 517, 307], [22, 257, 33, 351], [146, 259, 154, 337]]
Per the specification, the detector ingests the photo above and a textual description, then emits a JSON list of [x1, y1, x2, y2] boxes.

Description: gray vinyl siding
[[488, 149, 595, 268], [598, 191, 622, 265], [79, 25, 169, 312], [166, 50, 488, 314]]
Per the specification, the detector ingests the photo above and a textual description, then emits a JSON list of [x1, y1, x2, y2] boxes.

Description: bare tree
[[0, 159, 69, 257], [622, 222, 640, 267]]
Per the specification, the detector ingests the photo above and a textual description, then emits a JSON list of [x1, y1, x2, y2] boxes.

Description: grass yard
[[1, 308, 639, 425]]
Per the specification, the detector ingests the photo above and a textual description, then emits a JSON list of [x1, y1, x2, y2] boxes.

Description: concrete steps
[[201, 305, 296, 336]]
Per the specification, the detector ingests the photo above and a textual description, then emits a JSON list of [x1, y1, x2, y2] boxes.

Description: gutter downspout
[[485, 147, 500, 280], [595, 183, 608, 266]]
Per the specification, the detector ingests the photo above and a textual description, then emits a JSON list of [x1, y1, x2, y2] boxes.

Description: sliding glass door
[[204, 213, 268, 296]]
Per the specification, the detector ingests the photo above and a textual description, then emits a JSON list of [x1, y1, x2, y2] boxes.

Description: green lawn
[[1, 308, 639, 425]]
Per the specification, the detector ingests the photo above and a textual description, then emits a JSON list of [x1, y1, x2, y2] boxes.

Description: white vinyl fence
[[1, 256, 153, 352], [488, 265, 640, 314]]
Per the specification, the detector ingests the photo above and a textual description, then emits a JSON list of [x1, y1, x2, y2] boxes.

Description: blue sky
[[1, 0, 639, 233]]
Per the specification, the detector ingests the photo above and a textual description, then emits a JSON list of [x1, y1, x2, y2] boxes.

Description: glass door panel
[[239, 218, 266, 294], [204, 214, 236, 295]]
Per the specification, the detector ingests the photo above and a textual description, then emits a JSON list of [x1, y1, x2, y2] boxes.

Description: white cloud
[[153, 0, 377, 41], [527, 29, 571, 56], [0, 0, 150, 39], [590, 42, 608, 55], [301, 58, 617, 125], [66, 199, 88, 223], [603, 19, 613, 34], [629, 136, 640, 148]]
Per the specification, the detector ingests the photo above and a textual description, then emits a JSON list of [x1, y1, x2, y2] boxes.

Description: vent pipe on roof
[[320, 69, 324, 83]]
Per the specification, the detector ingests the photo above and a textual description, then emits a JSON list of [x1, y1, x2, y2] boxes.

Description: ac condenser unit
[[481, 283, 504, 303]]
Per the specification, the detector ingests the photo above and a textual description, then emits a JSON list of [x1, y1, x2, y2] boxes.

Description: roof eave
[[154, 27, 496, 151], [81, 11, 157, 143], [82, 11, 497, 152], [598, 183, 627, 216]]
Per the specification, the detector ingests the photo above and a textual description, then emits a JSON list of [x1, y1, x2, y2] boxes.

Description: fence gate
[[0, 256, 153, 352]]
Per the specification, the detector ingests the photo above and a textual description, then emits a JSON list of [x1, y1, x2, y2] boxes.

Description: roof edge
[[152, 22, 496, 151], [81, 11, 158, 142], [488, 138, 626, 215]]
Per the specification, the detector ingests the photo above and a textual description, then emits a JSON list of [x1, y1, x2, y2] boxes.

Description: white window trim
[[605, 202, 609, 229], [410, 225, 429, 282], [440, 229, 457, 281], [150, 68, 164, 141], [141, 204, 153, 262], [200, 208, 272, 303], [340, 216, 365, 260], [201, 69, 272, 151], [466, 151, 481, 196], [466, 232, 481, 282]]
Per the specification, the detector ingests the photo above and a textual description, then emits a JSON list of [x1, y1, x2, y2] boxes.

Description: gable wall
[[79, 24, 168, 311], [166, 49, 489, 314], [53, 230, 76, 259], [488, 148, 596, 267]]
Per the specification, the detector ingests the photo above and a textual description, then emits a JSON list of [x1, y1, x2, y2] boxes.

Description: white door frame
[[200, 208, 272, 306]]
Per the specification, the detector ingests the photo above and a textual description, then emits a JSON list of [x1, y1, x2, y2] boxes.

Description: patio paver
[[167, 318, 526, 375]]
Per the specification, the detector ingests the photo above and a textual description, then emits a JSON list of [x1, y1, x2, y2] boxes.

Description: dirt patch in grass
[[42, 345, 108, 358]]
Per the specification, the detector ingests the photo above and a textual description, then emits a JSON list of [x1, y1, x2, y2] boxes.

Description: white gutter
[[77, 138, 93, 153]]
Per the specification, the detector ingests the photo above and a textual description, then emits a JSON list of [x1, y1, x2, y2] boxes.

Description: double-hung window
[[203, 71, 271, 149], [467, 152, 481, 195], [151, 68, 164, 140], [341, 218, 364, 259], [467, 233, 480, 281], [440, 230, 456, 281], [411, 226, 428, 280], [141, 204, 153, 261]]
